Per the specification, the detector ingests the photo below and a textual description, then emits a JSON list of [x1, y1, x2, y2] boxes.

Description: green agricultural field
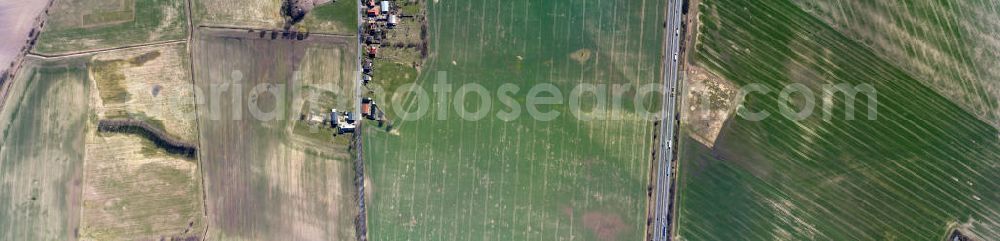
[[300, 0, 358, 34], [369, 60, 417, 93], [794, 0, 1000, 128], [363, 0, 666, 241], [0, 58, 89, 241], [191, 29, 358, 241], [34, 0, 188, 54], [675, 0, 1000, 240]]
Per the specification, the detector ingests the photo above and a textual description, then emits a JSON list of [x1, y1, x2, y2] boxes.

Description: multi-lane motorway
[[651, 0, 684, 240]]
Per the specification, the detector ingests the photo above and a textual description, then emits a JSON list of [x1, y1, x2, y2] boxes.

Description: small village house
[[381, 1, 390, 14]]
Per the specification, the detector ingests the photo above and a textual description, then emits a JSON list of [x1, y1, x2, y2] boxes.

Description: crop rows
[[793, 0, 1000, 128], [364, 0, 666, 241], [676, 0, 1000, 240]]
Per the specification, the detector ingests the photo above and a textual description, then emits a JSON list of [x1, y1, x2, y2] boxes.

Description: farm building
[[330, 109, 340, 128], [366, 105, 379, 120], [361, 97, 380, 119], [376, 110, 385, 126], [388, 15, 398, 27], [338, 123, 356, 134], [361, 99, 372, 117], [363, 60, 373, 72], [308, 114, 325, 124], [365, 36, 380, 45], [346, 112, 357, 124]]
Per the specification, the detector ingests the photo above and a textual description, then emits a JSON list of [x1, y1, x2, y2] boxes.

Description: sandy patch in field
[[570, 48, 593, 64], [582, 211, 627, 241], [764, 197, 819, 240], [290, 0, 333, 12], [682, 65, 737, 147]]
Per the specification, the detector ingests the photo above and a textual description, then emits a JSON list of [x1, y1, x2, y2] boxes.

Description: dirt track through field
[[29, 40, 187, 59]]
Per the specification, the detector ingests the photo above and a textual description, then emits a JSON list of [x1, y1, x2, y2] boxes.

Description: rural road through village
[[352, 1, 369, 241]]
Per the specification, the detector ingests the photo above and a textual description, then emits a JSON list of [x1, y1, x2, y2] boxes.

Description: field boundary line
[[183, 0, 211, 238], [352, 122, 369, 241], [352, 1, 369, 240], [27, 39, 187, 59], [196, 24, 357, 38], [185, 0, 194, 52], [669, 0, 698, 238]]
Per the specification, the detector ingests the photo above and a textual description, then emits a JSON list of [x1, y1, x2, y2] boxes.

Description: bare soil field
[[191, 28, 357, 241], [681, 65, 738, 148], [78, 43, 205, 240], [0, 1, 49, 73], [0, 57, 88, 241]]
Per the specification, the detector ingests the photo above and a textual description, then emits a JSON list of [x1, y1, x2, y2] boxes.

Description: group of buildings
[[304, 0, 400, 135], [362, 0, 399, 60], [327, 108, 358, 134], [318, 97, 382, 135], [357, 0, 399, 130], [304, 108, 358, 134]]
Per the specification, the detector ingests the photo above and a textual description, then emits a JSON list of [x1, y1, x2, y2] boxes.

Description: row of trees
[[97, 119, 198, 158]]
